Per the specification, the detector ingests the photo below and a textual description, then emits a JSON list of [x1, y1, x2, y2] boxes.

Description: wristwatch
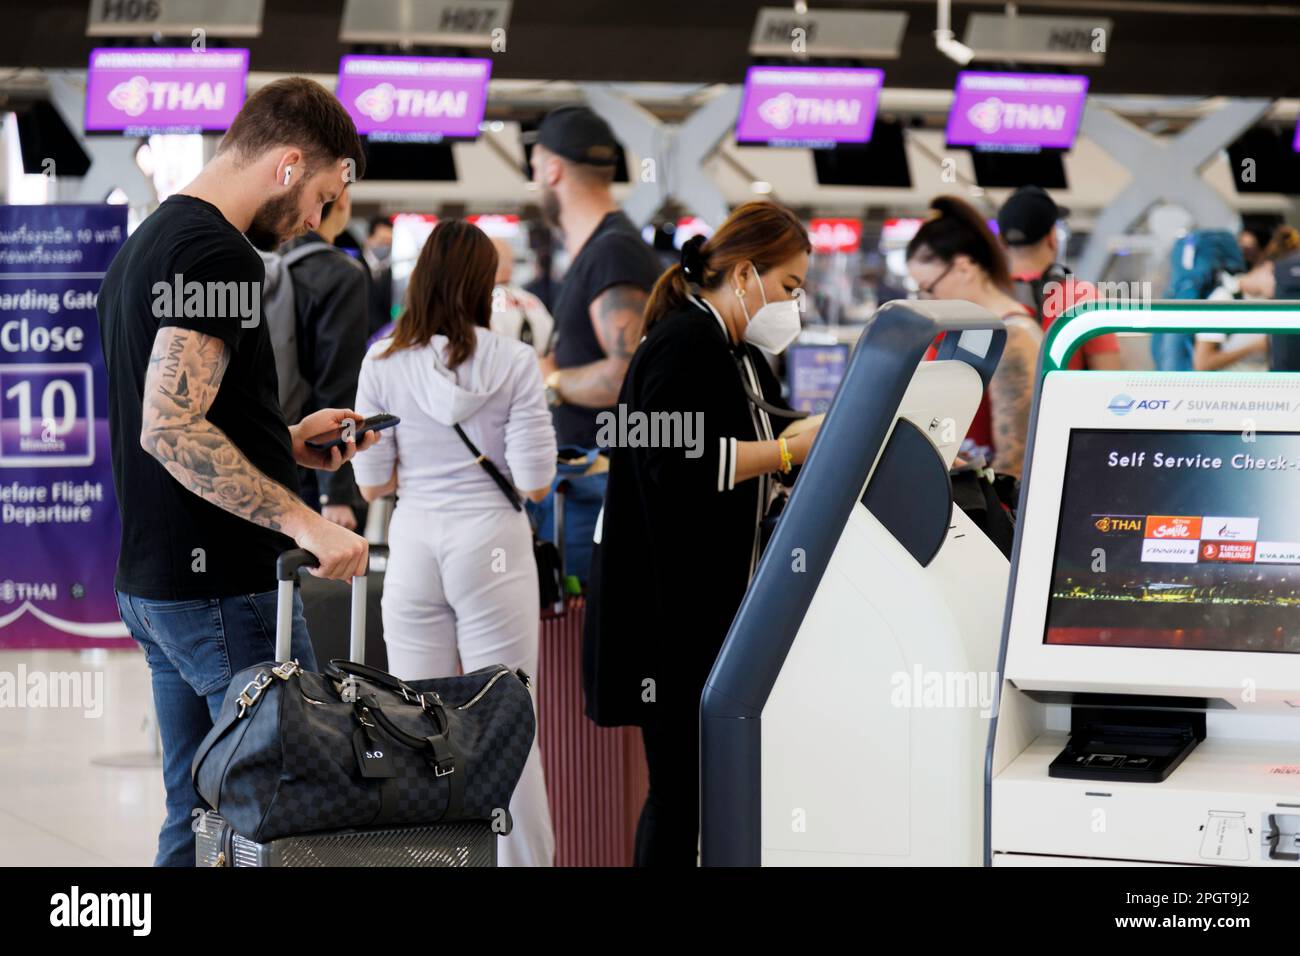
[[544, 370, 563, 408]]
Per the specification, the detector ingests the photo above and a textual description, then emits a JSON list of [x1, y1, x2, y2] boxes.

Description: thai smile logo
[[107, 76, 151, 117]]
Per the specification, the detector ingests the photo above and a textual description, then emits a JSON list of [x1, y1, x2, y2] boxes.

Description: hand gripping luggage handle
[[275, 549, 368, 663]]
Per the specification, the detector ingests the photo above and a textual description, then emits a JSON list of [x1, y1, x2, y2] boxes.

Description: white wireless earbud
[[283, 165, 292, 185]]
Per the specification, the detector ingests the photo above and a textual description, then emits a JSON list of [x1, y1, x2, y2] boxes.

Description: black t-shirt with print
[[98, 195, 299, 599]]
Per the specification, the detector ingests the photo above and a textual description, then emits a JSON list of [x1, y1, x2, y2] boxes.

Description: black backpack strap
[[451, 424, 524, 512]]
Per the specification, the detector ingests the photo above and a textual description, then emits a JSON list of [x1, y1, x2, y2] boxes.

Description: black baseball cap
[[529, 106, 621, 167], [996, 185, 1070, 246]]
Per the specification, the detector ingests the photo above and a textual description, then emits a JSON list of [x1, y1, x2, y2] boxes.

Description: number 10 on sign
[[0, 364, 94, 467]]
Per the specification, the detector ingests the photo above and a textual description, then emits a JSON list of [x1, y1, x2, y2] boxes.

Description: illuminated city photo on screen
[[1045, 428, 1300, 654]]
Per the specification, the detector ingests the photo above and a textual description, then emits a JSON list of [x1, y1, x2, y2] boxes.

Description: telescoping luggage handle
[[275, 549, 368, 662]]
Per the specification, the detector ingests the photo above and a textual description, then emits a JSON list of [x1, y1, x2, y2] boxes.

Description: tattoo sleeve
[[557, 284, 648, 408], [988, 326, 1039, 479], [140, 326, 305, 532]]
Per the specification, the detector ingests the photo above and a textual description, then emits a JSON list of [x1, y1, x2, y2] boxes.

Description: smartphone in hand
[[304, 414, 400, 451]]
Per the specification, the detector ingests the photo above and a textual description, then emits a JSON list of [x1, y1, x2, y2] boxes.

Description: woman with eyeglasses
[[584, 200, 819, 866], [906, 195, 1041, 478]]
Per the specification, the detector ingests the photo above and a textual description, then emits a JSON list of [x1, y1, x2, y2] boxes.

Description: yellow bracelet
[[778, 437, 793, 474]]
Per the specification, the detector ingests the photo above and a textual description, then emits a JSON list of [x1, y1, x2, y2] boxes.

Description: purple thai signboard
[[946, 71, 1089, 150], [0, 204, 130, 648], [85, 48, 249, 134], [336, 55, 492, 141], [736, 66, 883, 146]]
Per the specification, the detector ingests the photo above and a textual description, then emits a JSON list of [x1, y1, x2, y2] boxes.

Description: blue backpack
[[1151, 230, 1246, 371]]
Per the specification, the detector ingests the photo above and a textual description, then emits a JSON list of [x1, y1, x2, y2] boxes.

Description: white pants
[[383, 503, 555, 867]]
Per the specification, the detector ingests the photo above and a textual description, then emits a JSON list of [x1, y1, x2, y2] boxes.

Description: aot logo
[[1144, 516, 1202, 540], [107, 76, 227, 116], [966, 97, 1067, 135], [1107, 394, 1169, 415], [353, 83, 469, 123], [1093, 515, 1143, 535], [757, 92, 861, 130]]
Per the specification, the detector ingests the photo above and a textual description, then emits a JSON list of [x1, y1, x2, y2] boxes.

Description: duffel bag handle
[[325, 658, 433, 706], [275, 549, 368, 663]]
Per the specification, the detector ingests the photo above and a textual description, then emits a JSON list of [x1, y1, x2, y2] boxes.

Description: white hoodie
[[352, 326, 557, 512]]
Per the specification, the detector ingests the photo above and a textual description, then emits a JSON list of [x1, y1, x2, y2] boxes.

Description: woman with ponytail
[[584, 200, 818, 865], [906, 195, 1041, 478]]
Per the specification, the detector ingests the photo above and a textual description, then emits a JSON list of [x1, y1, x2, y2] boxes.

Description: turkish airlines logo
[[107, 76, 151, 116], [966, 96, 1067, 134]]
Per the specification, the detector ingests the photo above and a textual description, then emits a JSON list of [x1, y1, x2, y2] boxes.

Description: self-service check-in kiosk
[[989, 301, 1300, 867], [701, 299, 1011, 866]]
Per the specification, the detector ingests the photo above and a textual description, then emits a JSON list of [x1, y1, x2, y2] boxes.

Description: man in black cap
[[997, 185, 1122, 371], [527, 105, 661, 581]]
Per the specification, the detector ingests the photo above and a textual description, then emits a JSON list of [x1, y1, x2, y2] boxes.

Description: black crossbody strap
[[452, 424, 524, 512]]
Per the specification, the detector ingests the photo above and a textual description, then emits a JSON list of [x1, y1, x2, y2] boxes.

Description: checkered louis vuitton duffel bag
[[190, 549, 535, 846]]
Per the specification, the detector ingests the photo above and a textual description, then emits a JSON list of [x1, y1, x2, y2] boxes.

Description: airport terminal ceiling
[[1, 0, 1299, 98]]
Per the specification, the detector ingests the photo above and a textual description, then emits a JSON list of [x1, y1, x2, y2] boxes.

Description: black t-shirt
[[550, 211, 661, 447], [98, 195, 299, 599]]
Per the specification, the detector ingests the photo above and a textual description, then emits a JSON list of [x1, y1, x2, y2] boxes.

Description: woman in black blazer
[[584, 201, 820, 865]]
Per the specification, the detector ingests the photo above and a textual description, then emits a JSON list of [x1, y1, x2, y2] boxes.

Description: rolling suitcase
[[194, 549, 503, 867], [300, 545, 389, 671], [534, 481, 650, 866]]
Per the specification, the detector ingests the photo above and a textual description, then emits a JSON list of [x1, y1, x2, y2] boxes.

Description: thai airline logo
[[106, 75, 227, 116], [1144, 516, 1202, 540], [1093, 515, 1143, 534], [966, 96, 1067, 135], [354, 82, 469, 123], [757, 92, 861, 130]]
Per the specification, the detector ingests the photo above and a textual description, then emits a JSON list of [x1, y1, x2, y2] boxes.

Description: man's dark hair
[[219, 77, 365, 180], [369, 216, 392, 237]]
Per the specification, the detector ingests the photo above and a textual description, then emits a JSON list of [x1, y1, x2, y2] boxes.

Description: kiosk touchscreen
[[989, 322, 1300, 866]]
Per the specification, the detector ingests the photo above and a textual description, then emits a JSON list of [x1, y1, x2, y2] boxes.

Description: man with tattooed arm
[[97, 78, 377, 866]]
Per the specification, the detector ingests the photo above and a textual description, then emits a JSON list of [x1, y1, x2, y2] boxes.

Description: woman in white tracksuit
[[352, 220, 557, 867]]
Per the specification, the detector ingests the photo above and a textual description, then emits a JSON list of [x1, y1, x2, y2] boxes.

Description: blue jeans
[[115, 588, 317, 867]]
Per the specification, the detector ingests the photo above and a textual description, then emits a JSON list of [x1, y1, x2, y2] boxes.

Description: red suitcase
[[535, 480, 648, 866]]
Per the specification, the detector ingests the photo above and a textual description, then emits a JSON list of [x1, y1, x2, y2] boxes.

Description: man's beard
[[246, 180, 305, 251], [539, 184, 562, 232]]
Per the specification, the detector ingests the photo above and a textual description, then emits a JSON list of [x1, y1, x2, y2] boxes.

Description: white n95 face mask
[[739, 264, 802, 354]]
